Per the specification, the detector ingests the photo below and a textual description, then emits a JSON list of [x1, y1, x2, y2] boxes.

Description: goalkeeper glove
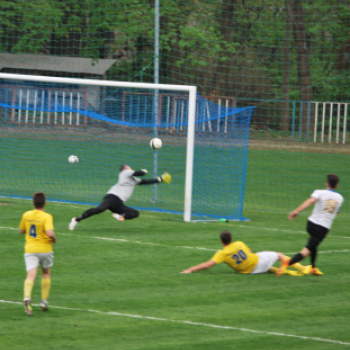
[[141, 169, 148, 174], [158, 172, 171, 184]]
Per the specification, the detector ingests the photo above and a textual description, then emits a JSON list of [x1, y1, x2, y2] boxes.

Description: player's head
[[327, 174, 340, 189], [220, 230, 232, 245], [120, 164, 131, 172], [33, 192, 46, 209]]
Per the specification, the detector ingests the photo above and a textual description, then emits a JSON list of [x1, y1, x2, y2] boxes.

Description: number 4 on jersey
[[29, 224, 37, 238]]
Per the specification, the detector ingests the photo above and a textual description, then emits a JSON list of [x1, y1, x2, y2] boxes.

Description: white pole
[[33, 90, 37, 123], [343, 104, 348, 145], [328, 102, 333, 143], [69, 93, 73, 125], [77, 92, 80, 125], [25, 89, 29, 123], [321, 102, 326, 143], [336, 103, 340, 144], [40, 90, 44, 124], [217, 99, 221, 132], [18, 89, 22, 122], [184, 86, 197, 222], [224, 99, 229, 133], [314, 102, 318, 143], [62, 92, 65, 125]]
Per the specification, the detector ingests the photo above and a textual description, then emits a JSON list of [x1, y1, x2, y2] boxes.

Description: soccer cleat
[[40, 300, 49, 311], [276, 257, 290, 277], [69, 218, 78, 231], [310, 267, 323, 276], [112, 213, 125, 221], [24, 299, 33, 316]]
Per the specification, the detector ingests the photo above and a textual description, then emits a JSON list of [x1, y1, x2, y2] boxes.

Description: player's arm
[[288, 197, 317, 220], [19, 229, 26, 234], [133, 169, 148, 177], [139, 172, 172, 185], [181, 260, 216, 274], [46, 229, 57, 244]]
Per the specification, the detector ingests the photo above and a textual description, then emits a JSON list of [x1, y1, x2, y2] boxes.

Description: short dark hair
[[327, 174, 340, 189], [220, 230, 232, 245], [120, 164, 129, 172], [33, 192, 46, 209]]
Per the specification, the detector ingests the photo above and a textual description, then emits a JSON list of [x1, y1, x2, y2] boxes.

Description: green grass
[[1, 198, 350, 349]]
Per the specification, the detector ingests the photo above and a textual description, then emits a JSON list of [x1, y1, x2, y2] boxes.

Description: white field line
[[1, 226, 349, 255], [0, 300, 349, 346]]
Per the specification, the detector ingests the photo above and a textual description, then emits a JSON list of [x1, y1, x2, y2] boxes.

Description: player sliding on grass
[[69, 165, 171, 230], [20, 192, 57, 316], [181, 230, 310, 276], [277, 174, 343, 277]]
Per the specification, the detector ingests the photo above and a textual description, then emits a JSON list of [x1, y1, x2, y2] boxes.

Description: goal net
[[0, 73, 254, 221]]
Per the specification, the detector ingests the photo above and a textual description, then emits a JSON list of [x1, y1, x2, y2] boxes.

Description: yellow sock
[[41, 278, 51, 301], [24, 280, 34, 300], [285, 255, 307, 273], [269, 266, 278, 274]]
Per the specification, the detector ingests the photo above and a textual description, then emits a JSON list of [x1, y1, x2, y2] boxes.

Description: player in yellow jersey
[[19, 192, 57, 316], [181, 231, 310, 276]]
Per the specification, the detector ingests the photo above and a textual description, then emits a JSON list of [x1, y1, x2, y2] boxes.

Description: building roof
[[0, 53, 117, 76]]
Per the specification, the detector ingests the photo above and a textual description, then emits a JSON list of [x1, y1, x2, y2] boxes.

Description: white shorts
[[24, 252, 54, 271], [250, 251, 278, 274]]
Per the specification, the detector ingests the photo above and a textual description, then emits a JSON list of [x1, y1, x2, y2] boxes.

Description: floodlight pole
[[153, 0, 160, 201]]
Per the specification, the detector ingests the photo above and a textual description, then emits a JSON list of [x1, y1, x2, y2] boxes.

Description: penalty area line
[[0, 300, 349, 346]]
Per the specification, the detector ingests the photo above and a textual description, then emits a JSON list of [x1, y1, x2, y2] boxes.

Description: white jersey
[[107, 169, 141, 202], [308, 189, 343, 229]]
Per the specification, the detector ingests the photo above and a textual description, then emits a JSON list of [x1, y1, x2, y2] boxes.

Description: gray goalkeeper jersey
[[107, 169, 141, 202]]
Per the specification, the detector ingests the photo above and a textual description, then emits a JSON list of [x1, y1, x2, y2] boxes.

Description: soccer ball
[[68, 155, 79, 164], [150, 138, 162, 149]]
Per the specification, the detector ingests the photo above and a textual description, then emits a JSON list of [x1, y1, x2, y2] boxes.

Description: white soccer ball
[[150, 138, 162, 149], [68, 155, 79, 164]]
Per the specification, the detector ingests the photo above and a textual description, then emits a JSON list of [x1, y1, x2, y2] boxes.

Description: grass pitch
[[0, 198, 349, 349]]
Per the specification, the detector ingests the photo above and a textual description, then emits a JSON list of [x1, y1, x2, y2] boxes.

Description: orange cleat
[[276, 257, 290, 277]]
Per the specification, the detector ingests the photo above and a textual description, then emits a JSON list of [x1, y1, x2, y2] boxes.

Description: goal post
[[0, 73, 253, 222]]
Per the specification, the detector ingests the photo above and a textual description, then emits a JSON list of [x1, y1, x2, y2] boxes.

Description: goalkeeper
[[69, 165, 171, 230]]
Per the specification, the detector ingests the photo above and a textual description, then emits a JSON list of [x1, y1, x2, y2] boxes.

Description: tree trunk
[[291, 0, 314, 133], [281, 0, 292, 132]]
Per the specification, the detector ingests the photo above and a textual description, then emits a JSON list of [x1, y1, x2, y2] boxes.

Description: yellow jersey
[[19, 209, 54, 254], [211, 241, 259, 274]]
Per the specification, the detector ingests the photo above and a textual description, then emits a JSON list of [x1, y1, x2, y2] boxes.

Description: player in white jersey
[[277, 174, 343, 276], [69, 165, 171, 230]]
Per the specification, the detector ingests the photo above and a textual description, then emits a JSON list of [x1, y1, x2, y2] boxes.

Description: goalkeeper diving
[[69, 165, 171, 230]]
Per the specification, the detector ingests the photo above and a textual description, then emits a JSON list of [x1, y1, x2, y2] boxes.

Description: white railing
[[313, 102, 348, 144]]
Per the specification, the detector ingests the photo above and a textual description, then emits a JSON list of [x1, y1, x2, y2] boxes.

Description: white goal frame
[[0, 73, 197, 222]]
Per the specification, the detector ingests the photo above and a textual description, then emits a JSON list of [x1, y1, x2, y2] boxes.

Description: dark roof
[[0, 53, 117, 76]]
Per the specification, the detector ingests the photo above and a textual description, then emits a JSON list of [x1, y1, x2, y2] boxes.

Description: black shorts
[[305, 220, 329, 251], [101, 194, 139, 216]]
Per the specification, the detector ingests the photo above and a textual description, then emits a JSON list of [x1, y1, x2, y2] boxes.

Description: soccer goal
[[0, 73, 253, 221]]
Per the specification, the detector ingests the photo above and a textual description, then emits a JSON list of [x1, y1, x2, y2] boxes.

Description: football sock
[[289, 253, 304, 266], [24, 279, 34, 300], [310, 248, 317, 268], [286, 256, 306, 273], [41, 278, 51, 301]]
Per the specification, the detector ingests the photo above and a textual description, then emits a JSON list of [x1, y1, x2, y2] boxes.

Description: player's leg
[[305, 221, 327, 275], [24, 254, 39, 316], [69, 196, 112, 230], [112, 202, 140, 221], [39, 253, 54, 310]]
